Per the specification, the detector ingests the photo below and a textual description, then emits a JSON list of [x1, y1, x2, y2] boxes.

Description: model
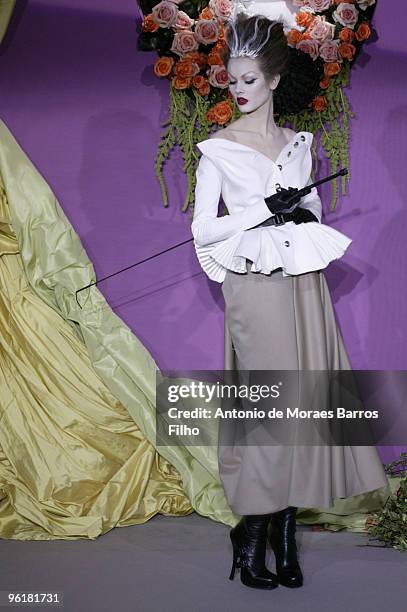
[[191, 11, 389, 590]]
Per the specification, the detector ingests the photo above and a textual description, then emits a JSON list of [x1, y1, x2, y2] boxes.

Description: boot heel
[[228, 518, 278, 589], [229, 538, 240, 580]]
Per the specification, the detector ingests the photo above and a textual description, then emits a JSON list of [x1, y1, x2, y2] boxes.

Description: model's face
[[226, 57, 280, 113]]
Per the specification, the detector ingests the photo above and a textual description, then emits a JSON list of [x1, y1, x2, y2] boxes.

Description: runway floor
[[1, 513, 405, 612]]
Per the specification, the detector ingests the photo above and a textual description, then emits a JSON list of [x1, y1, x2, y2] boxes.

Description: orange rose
[[200, 83, 211, 95], [183, 51, 207, 70], [339, 27, 355, 43], [319, 76, 331, 90], [207, 49, 224, 66], [207, 100, 233, 125], [215, 39, 228, 51], [287, 29, 303, 46], [175, 58, 200, 78], [172, 75, 192, 90], [154, 56, 174, 78], [312, 96, 328, 112], [206, 108, 216, 122], [296, 11, 313, 28], [142, 14, 160, 33], [338, 42, 356, 61], [192, 75, 205, 88], [197, 81, 211, 96], [199, 7, 214, 20], [324, 62, 342, 77], [214, 100, 233, 125], [355, 22, 371, 42]]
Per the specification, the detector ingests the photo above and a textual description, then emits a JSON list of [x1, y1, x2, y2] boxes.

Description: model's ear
[[270, 73, 281, 91]]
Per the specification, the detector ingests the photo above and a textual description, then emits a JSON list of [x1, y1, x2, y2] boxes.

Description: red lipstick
[[237, 97, 248, 105]]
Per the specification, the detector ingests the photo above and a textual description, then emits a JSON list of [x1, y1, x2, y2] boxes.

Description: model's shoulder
[[283, 127, 297, 141]]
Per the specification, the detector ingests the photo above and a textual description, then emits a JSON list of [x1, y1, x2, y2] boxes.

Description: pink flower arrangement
[[307, 0, 334, 12], [208, 0, 232, 21], [287, 0, 376, 109], [307, 15, 335, 42], [333, 2, 360, 29], [194, 19, 220, 44], [151, 1, 179, 28], [297, 38, 321, 60], [319, 39, 340, 62], [207, 64, 229, 89], [173, 10, 195, 31], [170, 30, 199, 56], [293, 0, 333, 9]]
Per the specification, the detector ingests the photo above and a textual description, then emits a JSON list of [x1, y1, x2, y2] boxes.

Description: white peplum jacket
[[191, 131, 352, 283]]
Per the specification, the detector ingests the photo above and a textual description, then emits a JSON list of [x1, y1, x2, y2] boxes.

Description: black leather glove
[[290, 207, 318, 224], [264, 187, 302, 214]]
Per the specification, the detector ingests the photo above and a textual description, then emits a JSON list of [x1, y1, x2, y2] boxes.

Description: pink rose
[[308, 0, 333, 11], [152, 1, 179, 28], [319, 39, 340, 62], [173, 10, 194, 31], [208, 0, 232, 21], [307, 15, 335, 42], [333, 2, 359, 29], [170, 30, 199, 56], [195, 19, 220, 45], [207, 65, 229, 89], [297, 38, 321, 60]]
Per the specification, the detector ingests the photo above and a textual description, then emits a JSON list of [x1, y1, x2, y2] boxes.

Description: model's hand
[[291, 207, 318, 224], [264, 187, 302, 214]]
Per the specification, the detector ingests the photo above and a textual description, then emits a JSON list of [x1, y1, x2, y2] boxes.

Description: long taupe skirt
[[218, 264, 389, 515]]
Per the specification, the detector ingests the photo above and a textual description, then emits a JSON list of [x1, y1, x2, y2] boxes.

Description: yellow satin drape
[[0, 175, 196, 540], [0, 120, 237, 541], [0, 0, 16, 44]]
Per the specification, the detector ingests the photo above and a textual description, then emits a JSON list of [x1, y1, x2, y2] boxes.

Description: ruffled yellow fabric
[[0, 175, 196, 540], [0, 119, 237, 539], [0, 1, 15, 44]]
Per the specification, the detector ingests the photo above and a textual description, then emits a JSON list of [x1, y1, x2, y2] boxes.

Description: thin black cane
[[74, 167, 348, 309], [75, 237, 194, 308]]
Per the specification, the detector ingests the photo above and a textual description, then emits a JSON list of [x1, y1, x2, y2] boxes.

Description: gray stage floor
[[0, 513, 405, 612]]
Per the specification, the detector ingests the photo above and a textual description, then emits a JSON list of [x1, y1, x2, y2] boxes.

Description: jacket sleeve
[[191, 154, 272, 247], [297, 177, 322, 223]]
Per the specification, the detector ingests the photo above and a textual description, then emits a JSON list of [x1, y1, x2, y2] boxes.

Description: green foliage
[[278, 63, 353, 211], [366, 452, 407, 552]]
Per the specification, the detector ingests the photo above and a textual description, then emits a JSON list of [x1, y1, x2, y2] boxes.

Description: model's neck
[[243, 94, 279, 138]]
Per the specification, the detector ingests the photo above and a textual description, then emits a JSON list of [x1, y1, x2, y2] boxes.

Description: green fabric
[[297, 476, 400, 532], [0, 0, 16, 44], [0, 119, 237, 528], [0, 118, 394, 532]]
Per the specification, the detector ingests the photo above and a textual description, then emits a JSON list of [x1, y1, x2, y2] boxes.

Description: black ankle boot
[[229, 514, 278, 589], [269, 506, 303, 588]]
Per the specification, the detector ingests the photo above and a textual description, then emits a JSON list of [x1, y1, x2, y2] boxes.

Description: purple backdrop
[[0, 0, 405, 462]]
